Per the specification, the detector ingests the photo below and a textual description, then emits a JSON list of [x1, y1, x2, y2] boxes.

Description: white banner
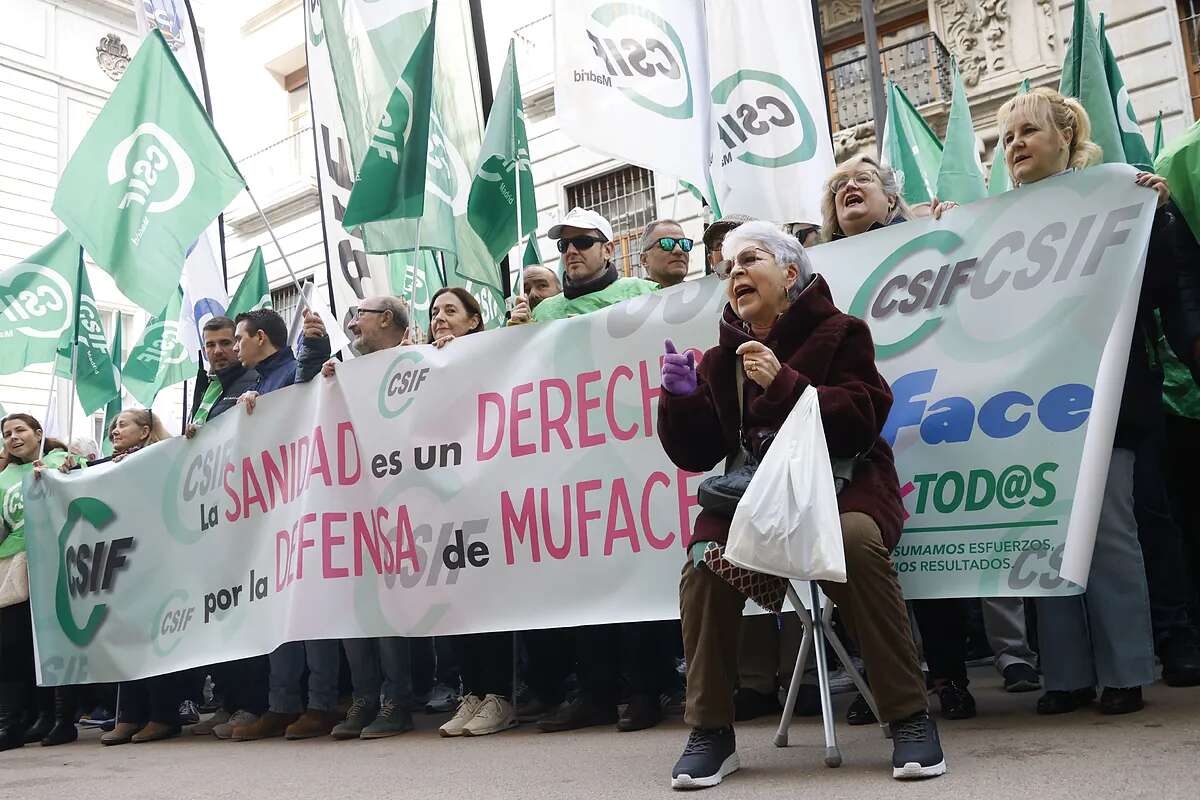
[[554, 0, 711, 192], [705, 0, 836, 223], [26, 168, 1154, 684]]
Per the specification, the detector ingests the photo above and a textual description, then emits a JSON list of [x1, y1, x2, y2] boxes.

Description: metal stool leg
[[821, 624, 889, 739], [774, 584, 814, 747], [809, 583, 842, 768]]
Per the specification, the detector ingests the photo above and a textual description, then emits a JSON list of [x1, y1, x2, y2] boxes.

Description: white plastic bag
[[724, 386, 847, 582]]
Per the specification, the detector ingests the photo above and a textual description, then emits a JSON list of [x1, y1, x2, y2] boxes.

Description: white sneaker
[[213, 709, 258, 740], [463, 694, 517, 737], [438, 695, 483, 738]]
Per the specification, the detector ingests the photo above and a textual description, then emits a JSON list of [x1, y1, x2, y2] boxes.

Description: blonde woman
[[997, 87, 1200, 714]]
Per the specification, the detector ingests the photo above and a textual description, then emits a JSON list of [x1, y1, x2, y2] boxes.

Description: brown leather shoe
[[230, 711, 298, 741], [131, 721, 181, 743], [285, 709, 342, 740], [100, 722, 141, 746]]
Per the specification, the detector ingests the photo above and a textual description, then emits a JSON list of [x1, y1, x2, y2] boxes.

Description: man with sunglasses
[[640, 219, 695, 288], [531, 207, 656, 322]]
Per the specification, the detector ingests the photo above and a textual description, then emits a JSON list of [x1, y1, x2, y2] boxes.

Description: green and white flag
[[51, 29, 244, 315], [522, 233, 542, 267], [227, 247, 273, 318], [122, 287, 194, 407], [53, 256, 119, 416], [935, 60, 986, 204], [0, 232, 79, 375], [879, 80, 943, 206], [1098, 14, 1153, 170], [1152, 111, 1165, 161], [1155, 120, 1200, 242], [100, 321, 123, 457], [1060, 0, 1124, 165], [389, 249, 444, 333], [467, 39, 536, 264], [988, 79, 1030, 196], [341, 4, 437, 229]]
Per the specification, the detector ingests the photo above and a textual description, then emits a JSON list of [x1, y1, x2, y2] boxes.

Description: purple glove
[[662, 339, 697, 396]]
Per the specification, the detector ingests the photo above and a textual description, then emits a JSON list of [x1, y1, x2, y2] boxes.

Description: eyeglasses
[[830, 172, 880, 195], [556, 236, 605, 254], [646, 236, 694, 253], [351, 308, 386, 320], [715, 247, 773, 279]]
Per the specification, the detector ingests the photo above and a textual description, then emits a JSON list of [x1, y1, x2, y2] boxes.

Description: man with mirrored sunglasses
[[639, 218, 695, 288]]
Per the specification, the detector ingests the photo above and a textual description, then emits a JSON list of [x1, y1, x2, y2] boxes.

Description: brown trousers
[[681, 512, 928, 728], [738, 613, 803, 695]]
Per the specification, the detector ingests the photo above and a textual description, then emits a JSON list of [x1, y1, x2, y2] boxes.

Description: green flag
[[122, 287, 194, 407], [1059, 0, 1124, 164], [51, 29, 244, 315], [879, 80, 943, 205], [389, 250, 444, 335], [467, 40, 536, 263], [934, 60, 986, 204], [101, 321, 123, 457], [54, 255, 119, 415], [227, 247, 273, 317], [1152, 111, 1165, 162], [341, 5, 437, 228], [0, 232, 80, 375], [522, 234, 542, 267], [1155, 120, 1200, 242], [1098, 14, 1153, 169], [988, 79, 1030, 196]]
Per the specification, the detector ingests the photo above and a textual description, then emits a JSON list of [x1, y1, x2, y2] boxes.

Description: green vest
[[532, 277, 658, 321], [0, 449, 73, 559]]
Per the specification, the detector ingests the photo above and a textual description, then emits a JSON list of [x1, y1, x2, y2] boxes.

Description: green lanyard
[[191, 378, 223, 425]]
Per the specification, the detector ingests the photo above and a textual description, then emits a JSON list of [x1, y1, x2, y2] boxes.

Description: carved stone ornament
[[1036, 0, 1057, 51], [96, 34, 130, 81], [938, 0, 1011, 86]]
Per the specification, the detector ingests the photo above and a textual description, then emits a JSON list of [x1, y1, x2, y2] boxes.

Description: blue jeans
[[268, 640, 340, 713], [342, 637, 415, 706]]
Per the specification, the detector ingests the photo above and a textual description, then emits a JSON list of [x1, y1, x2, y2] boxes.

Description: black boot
[[41, 687, 78, 747], [0, 682, 27, 752], [22, 687, 53, 744]]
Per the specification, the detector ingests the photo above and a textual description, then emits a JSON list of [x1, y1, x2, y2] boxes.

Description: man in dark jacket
[[185, 317, 260, 436], [223, 307, 343, 742]]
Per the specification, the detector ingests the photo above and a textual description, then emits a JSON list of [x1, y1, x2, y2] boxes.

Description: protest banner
[[25, 166, 1155, 685]]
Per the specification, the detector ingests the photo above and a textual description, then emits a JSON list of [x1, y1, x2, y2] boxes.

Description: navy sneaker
[[671, 727, 739, 790], [890, 711, 946, 779]]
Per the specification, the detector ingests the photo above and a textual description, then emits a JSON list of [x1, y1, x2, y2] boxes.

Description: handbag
[[697, 366, 755, 518], [0, 552, 30, 609], [724, 386, 848, 583]]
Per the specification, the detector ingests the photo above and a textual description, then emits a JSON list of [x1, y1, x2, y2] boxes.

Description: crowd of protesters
[[2, 87, 1200, 791]]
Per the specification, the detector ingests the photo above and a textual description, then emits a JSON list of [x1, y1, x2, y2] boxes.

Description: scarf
[[562, 261, 619, 300]]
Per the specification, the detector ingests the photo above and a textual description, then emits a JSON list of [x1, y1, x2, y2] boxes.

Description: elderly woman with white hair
[[656, 220, 944, 789]]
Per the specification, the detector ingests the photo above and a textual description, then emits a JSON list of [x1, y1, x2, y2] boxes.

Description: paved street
[[3, 667, 1199, 800]]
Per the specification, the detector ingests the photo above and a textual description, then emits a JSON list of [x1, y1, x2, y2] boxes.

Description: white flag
[[705, 0, 835, 223], [554, 0, 711, 192], [288, 280, 352, 359]]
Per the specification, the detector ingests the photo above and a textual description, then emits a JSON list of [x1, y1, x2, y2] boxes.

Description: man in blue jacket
[[223, 307, 342, 741]]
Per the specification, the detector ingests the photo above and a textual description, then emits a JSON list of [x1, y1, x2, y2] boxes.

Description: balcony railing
[[236, 126, 316, 195], [825, 32, 953, 132]]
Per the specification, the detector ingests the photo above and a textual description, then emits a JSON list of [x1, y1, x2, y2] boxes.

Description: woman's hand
[[929, 197, 958, 220], [57, 455, 76, 473], [661, 339, 697, 396], [433, 334, 455, 349], [1135, 172, 1170, 208], [736, 341, 781, 388]]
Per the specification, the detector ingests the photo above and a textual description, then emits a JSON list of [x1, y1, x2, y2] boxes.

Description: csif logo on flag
[[133, 319, 189, 367], [0, 263, 73, 340], [426, 112, 470, 212], [2, 481, 21, 531], [75, 294, 109, 353], [581, 3, 694, 120], [711, 70, 819, 169], [107, 123, 196, 245], [474, 145, 531, 208]]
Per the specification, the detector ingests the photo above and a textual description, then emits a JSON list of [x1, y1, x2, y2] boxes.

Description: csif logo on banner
[[711, 70, 819, 169], [134, 319, 189, 366], [379, 350, 430, 418], [54, 497, 133, 647], [582, 3, 694, 120], [107, 123, 196, 246], [0, 263, 73, 340]]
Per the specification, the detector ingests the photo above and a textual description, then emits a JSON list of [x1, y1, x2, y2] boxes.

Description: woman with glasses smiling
[[657, 220, 945, 788]]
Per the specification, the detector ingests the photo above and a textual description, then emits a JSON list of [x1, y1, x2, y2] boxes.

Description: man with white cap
[[531, 207, 656, 321]]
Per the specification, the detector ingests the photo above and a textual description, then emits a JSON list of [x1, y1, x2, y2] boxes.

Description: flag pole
[[64, 248, 84, 443], [245, 185, 310, 301], [513, 115, 523, 300], [37, 372, 56, 461], [409, 219, 424, 342], [671, 176, 680, 218]]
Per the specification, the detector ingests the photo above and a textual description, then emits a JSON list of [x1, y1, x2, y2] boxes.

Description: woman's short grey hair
[[819, 154, 912, 242], [722, 220, 814, 285]]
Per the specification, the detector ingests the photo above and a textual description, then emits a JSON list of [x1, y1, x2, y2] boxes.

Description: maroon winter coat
[[658, 274, 905, 551]]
